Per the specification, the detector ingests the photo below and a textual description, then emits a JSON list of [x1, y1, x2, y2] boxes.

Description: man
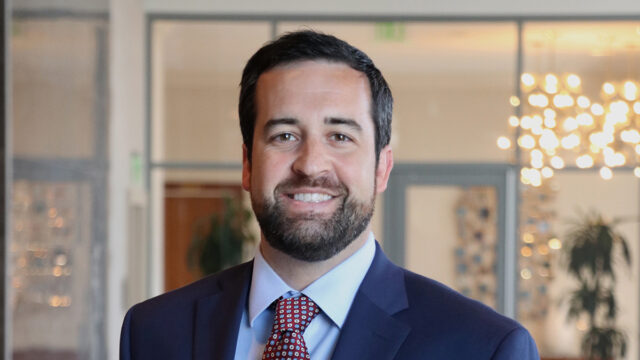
[[120, 31, 539, 360]]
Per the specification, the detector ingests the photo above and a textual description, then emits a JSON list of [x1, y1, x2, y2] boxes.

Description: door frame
[[383, 162, 519, 317]]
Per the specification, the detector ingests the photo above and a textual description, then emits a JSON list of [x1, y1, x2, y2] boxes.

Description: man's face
[[242, 60, 392, 262]]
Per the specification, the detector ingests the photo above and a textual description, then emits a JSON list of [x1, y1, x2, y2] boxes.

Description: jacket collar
[[193, 261, 253, 360]]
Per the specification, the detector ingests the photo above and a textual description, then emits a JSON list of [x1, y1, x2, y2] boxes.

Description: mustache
[[274, 175, 347, 195]]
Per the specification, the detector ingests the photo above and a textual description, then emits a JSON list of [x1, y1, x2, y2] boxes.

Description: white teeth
[[293, 193, 332, 203]]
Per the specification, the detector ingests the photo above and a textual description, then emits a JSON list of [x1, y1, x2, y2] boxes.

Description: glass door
[[383, 163, 518, 315]]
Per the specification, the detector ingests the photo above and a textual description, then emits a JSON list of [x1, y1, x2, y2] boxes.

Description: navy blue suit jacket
[[120, 244, 539, 359]]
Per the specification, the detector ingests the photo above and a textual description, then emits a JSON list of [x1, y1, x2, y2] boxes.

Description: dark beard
[[252, 176, 375, 262]]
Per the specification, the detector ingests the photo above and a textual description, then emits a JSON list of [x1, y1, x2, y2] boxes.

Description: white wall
[[405, 187, 461, 287], [144, 0, 640, 16]]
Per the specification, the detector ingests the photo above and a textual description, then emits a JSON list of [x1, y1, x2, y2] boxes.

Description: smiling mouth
[[287, 193, 334, 203]]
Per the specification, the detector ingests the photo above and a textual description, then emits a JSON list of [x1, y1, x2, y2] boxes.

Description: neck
[[259, 228, 371, 291]]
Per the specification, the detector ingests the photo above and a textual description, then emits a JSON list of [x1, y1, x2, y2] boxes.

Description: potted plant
[[187, 196, 255, 276], [564, 211, 631, 360]]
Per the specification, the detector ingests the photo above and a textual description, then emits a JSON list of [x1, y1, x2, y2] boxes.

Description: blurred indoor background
[[4, 0, 640, 359]]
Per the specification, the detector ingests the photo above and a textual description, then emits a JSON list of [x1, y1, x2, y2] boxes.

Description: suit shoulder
[[128, 261, 251, 318], [395, 269, 538, 358], [121, 261, 252, 358], [401, 269, 524, 335]]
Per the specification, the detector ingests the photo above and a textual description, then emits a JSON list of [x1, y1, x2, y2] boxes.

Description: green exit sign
[[375, 22, 405, 42]]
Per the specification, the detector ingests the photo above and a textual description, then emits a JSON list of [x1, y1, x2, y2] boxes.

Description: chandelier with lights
[[498, 73, 640, 186]]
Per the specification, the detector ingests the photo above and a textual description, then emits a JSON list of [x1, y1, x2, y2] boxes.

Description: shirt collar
[[248, 246, 294, 327], [248, 232, 376, 329]]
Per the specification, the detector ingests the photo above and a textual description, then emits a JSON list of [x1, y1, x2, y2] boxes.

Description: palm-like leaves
[[187, 197, 255, 275], [581, 327, 627, 360], [564, 211, 631, 359]]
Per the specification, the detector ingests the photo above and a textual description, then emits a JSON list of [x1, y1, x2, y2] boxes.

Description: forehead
[[259, 59, 368, 87], [254, 60, 372, 125]]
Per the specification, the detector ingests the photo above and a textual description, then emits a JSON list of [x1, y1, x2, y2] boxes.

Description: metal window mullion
[[2, 0, 10, 359]]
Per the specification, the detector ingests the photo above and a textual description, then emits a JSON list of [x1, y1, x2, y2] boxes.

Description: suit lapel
[[331, 244, 411, 360], [330, 292, 410, 360], [193, 261, 253, 360]]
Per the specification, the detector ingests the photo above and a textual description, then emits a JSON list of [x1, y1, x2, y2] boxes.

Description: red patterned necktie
[[262, 295, 320, 360]]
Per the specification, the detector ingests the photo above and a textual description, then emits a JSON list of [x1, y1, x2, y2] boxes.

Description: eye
[[330, 133, 352, 142], [272, 132, 297, 143]]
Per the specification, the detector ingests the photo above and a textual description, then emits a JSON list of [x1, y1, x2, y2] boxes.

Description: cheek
[[339, 153, 377, 193], [251, 153, 291, 190]]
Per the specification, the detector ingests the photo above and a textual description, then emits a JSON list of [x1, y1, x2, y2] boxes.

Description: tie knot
[[272, 295, 320, 334]]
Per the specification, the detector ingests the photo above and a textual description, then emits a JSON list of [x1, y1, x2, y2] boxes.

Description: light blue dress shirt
[[234, 232, 376, 360]]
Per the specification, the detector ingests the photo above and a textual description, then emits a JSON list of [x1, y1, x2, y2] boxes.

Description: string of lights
[[498, 73, 640, 186]]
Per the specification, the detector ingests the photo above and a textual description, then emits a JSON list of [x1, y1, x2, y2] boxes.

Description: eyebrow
[[264, 118, 298, 131], [263, 117, 362, 132], [325, 117, 362, 132]]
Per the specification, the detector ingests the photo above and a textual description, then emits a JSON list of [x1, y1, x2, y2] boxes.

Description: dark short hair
[[239, 30, 393, 162]]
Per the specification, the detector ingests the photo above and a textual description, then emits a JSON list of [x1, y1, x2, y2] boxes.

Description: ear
[[242, 144, 251, 192], [375, 145, 393, 194]]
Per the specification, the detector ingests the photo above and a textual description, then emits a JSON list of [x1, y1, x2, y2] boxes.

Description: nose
[[291, 138, 331, 178]]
